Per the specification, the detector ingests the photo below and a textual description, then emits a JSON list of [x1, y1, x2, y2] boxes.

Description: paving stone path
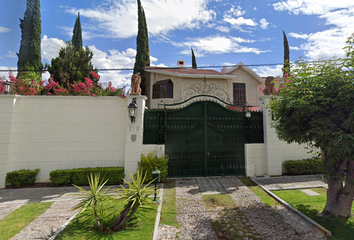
[[160, 177, 327, 240]]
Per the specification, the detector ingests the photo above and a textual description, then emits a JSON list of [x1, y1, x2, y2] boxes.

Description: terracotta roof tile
[[145, 66, 231, 75]]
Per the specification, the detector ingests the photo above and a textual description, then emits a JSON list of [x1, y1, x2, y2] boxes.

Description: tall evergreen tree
[[191, 48, 197, 69], [133, 0, 150, 95], [17, 0, 42, 80], [72, 12, 83, 52], [283, 30, 290, 77]]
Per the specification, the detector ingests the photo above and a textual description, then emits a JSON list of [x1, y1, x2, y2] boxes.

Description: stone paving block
[[301, 189, 320, 196]]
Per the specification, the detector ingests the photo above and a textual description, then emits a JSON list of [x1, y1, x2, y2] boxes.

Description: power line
[[0, 60, 333, 73]]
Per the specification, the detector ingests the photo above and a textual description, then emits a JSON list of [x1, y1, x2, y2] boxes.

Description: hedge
[[6, 169, 40, 187], [138, 151, 169, 183], [50, 167, 125, 186], [283, 158, 323, 175]]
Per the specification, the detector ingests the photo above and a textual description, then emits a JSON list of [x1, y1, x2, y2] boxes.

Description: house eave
[[145, 69, 236, 79]]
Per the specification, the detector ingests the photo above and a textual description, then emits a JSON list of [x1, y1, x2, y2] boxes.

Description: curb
[[48, 211, 79, 240], [153, 183, 164, 240], [252, 179, 332, 238]]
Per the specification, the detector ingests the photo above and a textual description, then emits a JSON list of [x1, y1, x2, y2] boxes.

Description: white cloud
[[0, 26, 10, 33], [215, 25, 230, 33], [41, 35, 66, 63], [0, 66, 16, 78], [224, 6, 245, 18], [259, 18, 269, 29], [174, 35, 267, 55], [288, 32, 310, 39], [5, 51, 17, 59], [223, 17, 257, 27], [252, 65, 283, 77], [273, 0, 354, 15], [274, 1, 354, 59], [64, 0, 215, 39], [290, 46, 300, 50]]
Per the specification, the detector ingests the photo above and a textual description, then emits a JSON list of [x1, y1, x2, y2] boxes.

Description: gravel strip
[[0, 203, 25, 221], [218, 176, 326, 240], [11, 200, 79, 240], [175, 178, 218, 240]]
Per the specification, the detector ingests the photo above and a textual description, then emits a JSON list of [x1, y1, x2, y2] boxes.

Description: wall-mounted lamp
[[4, 80, 10, 94], [128, 98, 138, 123], [245, 111, 251, 118]]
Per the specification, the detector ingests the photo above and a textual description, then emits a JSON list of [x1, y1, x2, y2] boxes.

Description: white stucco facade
[[145, 63, 265, 109]]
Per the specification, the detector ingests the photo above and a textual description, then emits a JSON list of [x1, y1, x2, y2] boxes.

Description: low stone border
[[252, 179, 332, 238]]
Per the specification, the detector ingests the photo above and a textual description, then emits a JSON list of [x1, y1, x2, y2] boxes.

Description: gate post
[[260, 96, 282, 176], [124, 95, 148, 182]]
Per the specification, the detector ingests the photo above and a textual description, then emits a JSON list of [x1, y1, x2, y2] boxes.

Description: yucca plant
[[72, 173, 113, 231], [110, 171, 156, 232]]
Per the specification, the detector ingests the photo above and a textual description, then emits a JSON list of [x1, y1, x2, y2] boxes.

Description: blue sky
[[1, 0, 354, 87]]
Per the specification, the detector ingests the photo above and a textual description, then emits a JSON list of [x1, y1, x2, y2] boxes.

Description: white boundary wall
[[0, 94, 317, 187], [245, 96, 317, 177], [0, 95, 151, 188]]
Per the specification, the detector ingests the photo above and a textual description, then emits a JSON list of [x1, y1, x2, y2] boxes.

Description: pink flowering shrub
[[1, 71, 126, 98]]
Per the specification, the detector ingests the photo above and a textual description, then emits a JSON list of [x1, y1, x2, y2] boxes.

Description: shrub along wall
[[50, 167, 125, 186], [282, 158, 323, 175]]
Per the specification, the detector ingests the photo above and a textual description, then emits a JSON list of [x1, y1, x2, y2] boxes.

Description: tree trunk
[[320, 151, 354, 218], [110, 201, 140, 232]]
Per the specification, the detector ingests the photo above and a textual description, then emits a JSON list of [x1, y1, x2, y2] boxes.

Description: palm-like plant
[[110, 171, 156, 232], [72, 173, 113, 231]]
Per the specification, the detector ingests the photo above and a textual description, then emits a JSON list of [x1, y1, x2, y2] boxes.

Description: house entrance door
[[165, 100, 245, 177]]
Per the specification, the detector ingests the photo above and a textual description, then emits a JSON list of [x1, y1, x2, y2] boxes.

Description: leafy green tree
[[72, 12, 83, 52], [268, 34, 354, 217], [133, 0, 150, 95], [282, 30, 290, 77], [191, 48, 197, 69], [48, 42, 97, 87], [17, 0, 43, 81]]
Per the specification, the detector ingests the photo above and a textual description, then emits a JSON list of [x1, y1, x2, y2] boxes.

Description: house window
[[153, 80, 173, 99], [233, 83, 246, 105]]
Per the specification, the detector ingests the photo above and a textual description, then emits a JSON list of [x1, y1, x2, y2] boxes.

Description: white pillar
[[260, 96, 282, 176], [124, 95, 147, 182], [245, 144, 256, 177]]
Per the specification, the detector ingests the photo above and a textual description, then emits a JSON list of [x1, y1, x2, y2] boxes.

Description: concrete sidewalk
[[252, 175, 327, 191], [0, 175, 327, 205], [0, 186, 83, 205]]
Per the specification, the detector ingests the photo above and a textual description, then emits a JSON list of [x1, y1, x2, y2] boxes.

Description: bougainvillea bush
[[0, 71, 126, 98]]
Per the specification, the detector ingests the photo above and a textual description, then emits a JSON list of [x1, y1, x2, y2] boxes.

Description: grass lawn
[[272, 188, 354, 240], [0, 202, 53, 240], [160, 179, 179, 227], [202, 194, 236, 209], [56, 199, 158, 240], [238, 177, 280, 207]]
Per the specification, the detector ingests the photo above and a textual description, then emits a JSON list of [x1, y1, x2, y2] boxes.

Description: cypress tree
[[133, 0, 150, 95], [283, 30, 290, 77], [72, 12, 83, 52], [17, 0, 42, 80], [191, 48, 197, 69]]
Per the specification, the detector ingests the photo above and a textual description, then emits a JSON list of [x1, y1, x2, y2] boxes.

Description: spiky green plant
[[72, 173, 113, 230], [110, 171, 156, 232]]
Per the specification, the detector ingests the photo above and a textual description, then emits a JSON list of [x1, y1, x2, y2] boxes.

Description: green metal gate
[[143, 96, 264, 178], [164, 100, 245, 177]]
